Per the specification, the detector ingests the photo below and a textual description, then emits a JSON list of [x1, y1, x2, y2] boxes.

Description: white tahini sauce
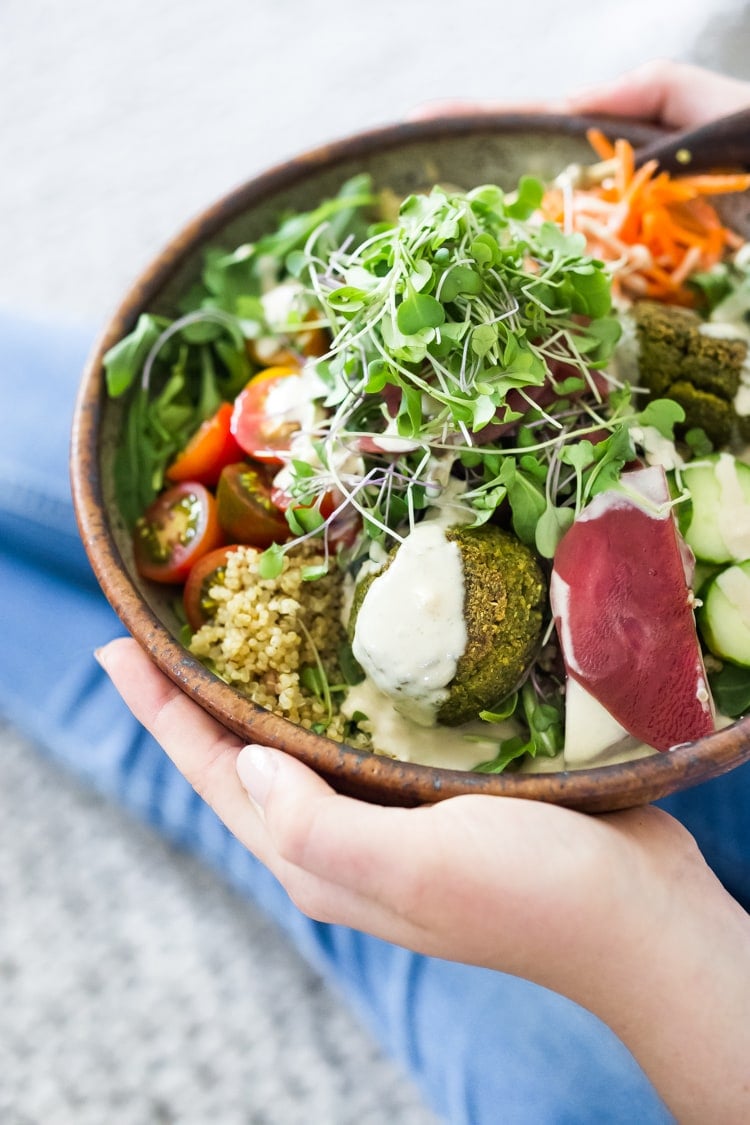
[[716, 566, 750, 631], [701, 313, 750, 416], [352, 522, 467, 726], [714, 452, 750, 560], [734, 351, 750, 418], [341, 679, 513, 770], [628, 425, 684, 471], [260, 279, 304, 330], [262, 361, 327, 430]]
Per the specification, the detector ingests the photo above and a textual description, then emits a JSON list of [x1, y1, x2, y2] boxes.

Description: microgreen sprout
[[110, 169, 699, 774]]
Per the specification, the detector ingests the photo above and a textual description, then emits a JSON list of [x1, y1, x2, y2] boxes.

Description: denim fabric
[[6, 306, 742, 1123]]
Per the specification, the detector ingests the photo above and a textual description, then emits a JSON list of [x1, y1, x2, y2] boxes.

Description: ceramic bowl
[[70, 113, 750, 812]]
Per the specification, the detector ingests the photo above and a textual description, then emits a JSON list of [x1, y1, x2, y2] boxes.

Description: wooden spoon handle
[[634, 106, 750, 173]]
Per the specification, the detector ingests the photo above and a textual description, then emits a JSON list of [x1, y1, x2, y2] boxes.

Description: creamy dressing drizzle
[[700, 315, 750, 416], [341, 679, 513, 770], [352, 522, 467, 726], [735, 351, 750, 417], [714, 452, 750, 559], [263, 361, 327, 429], [628, 425, 684, 471], [260, 279, 304, 329], [715, 566, 750, 630]]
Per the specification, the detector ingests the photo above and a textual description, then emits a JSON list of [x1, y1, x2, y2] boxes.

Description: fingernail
[[236, 744, 279, 811], [94, 645, 109, 670]]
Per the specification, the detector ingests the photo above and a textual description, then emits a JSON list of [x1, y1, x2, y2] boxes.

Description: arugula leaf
[[338, 642, 365, 686], [199, 175, 376, 313], [103, 313, 170, 397], [473, 734, 535, 773], [479, 692, 518, 723]]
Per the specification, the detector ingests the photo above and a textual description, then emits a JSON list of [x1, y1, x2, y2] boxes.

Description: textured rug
[[0, 724, 435, 1124]]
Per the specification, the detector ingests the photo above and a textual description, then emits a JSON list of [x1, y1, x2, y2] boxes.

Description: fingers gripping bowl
[[71, 114, 750, 812]]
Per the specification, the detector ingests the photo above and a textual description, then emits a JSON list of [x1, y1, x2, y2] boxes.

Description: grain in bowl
[[188, 545, 356, 741]]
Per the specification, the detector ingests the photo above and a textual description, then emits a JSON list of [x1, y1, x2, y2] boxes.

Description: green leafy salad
[[103, 162, 750, 773]]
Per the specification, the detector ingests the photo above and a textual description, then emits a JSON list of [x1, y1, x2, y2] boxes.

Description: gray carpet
[[1, 1, 749, 1122], [0, 724, 433, 1125]]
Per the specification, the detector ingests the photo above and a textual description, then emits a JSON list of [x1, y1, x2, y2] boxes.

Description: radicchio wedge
[[550, 466, 714, 752]]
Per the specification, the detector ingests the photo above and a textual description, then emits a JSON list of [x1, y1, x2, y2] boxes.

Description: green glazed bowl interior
[[70, 113, 750, 812]]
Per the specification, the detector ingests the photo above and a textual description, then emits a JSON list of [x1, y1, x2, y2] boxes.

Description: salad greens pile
[[105, 167, 746, 771], [106, 173, 684, 549], [105, 177, 375, 527]]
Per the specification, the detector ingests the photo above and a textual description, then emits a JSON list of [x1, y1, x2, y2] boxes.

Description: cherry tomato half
[[133, 482, 224, 584], [166, 403, 244, 486], [216, 462, 291, 547], [230, 365, 302, 464], [183, 544, 242, 632]]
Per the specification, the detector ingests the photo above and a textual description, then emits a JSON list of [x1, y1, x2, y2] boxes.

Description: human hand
[[97, 636, 750, 1122], [96, 637, 707, 981], [411, 59, 750, 132], [563, 59, 750, 130]]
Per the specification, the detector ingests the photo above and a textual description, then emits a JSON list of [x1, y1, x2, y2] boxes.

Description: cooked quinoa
[[188, 545, 354, 739]]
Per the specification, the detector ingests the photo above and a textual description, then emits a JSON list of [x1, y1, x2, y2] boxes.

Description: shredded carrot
[[669, 173, 750, 195], [585, 127, 615, 161], [613, 137, 634, 197], [545, 134, 750, 307]]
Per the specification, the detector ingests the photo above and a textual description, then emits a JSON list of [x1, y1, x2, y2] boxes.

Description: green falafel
[[632, 300, 746, 445], [349, 523, 546, 726]]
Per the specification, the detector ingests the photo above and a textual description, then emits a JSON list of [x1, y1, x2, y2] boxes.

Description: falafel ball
[[349, 523, 547, 726], [632, 300, 746, 446]]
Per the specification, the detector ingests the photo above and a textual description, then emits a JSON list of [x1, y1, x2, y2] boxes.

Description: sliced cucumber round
[[698, 560, 750, 667], [681, 452, 750, 564]]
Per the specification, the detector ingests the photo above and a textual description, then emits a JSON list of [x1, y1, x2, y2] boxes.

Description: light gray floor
[[0, 724, 432, 1125], [1, 1, 749, 1122]]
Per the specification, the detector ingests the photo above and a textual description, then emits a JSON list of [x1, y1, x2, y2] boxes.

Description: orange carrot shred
[[614, 138, 635, 195], [586, 128, 615, 161], [546, 129, 750, 306], [670, 173, 750, 195]]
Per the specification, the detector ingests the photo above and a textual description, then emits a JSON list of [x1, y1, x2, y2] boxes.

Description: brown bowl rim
[[70, 111, 750, 811]]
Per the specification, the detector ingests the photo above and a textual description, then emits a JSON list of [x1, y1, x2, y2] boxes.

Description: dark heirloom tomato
[[183, 544, 242, 632], [166, 403, 244, 486], [270, 484, 362, 549], [270, 483, 338, 519], [216, 462, 291, 547], [133, 482, 224, 583], [230, 365, 301, 464]]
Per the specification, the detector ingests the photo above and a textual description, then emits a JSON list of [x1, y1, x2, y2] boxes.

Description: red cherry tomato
[[216, 462, 291, 547], [183, 544, 242, 632], [133, 482, 224, 584], [231, 365, 302, 464], [166, 403, 244, 486]]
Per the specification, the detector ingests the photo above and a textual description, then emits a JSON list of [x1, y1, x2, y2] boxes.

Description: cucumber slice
[[698, 561, 750, 667], [681, 452, 750, 563]]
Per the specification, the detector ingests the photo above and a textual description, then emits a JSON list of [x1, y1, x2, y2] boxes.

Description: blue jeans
[[3, 309, 748, 1124]]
